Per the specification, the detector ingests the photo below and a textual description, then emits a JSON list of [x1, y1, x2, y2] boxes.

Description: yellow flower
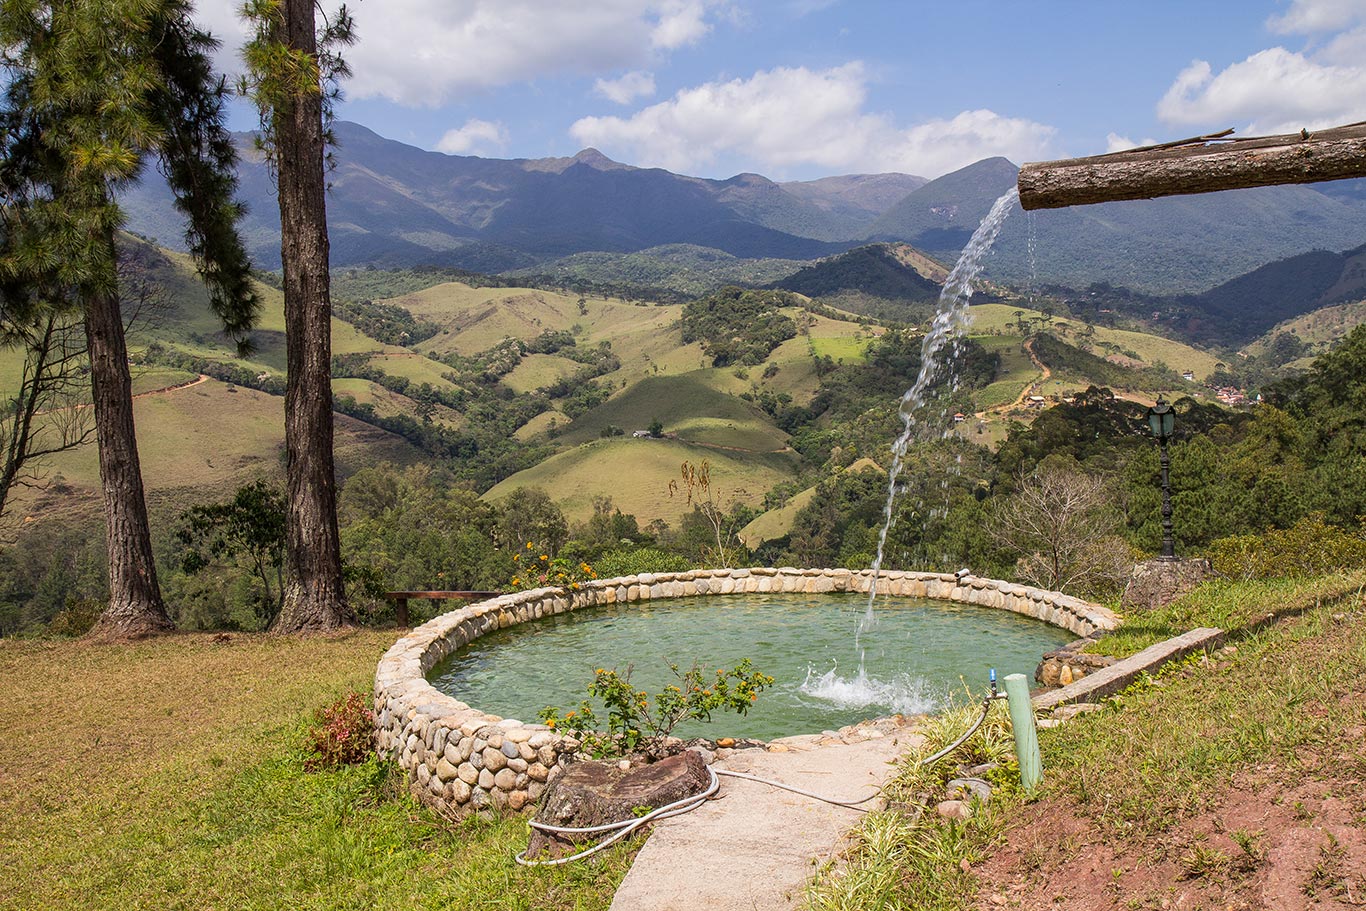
[[540, 554, 548, 561], [546, 719, 556, 728], [526, 542, 534, 549], [512, 554, 519, 562]]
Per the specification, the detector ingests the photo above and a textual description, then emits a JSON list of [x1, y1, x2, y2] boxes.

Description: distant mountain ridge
[[122, 121, 910, 271], [120, 121, 1366, 295], [869, 157, 1366, 294]]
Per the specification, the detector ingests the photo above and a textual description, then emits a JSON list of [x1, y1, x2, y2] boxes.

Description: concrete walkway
[[609, 718, 923, 911]]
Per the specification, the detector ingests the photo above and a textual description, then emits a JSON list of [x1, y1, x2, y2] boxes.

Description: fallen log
[[1017, 122, 1366, 210]]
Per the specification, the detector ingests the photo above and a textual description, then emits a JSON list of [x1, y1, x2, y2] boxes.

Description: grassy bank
[[804, 571, 1366, 909], [0, 632, 633, 911]]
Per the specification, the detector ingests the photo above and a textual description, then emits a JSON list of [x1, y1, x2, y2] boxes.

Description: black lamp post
[[1146, 396, 1176, 560]]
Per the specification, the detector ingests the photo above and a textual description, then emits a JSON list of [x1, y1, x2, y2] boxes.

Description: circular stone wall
[[373, 567, 1119, 816]]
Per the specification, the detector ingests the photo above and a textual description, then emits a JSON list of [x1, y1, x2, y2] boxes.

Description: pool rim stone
[[373, 567, 1118, 818]]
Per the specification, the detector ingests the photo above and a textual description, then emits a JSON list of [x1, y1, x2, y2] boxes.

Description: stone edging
[[373, 567, 1118, 816]]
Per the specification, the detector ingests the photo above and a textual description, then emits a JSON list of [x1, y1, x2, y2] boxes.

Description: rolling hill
[[5, 230, 1253, 541]]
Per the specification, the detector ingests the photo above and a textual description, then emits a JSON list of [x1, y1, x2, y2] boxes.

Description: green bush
[[592, 547, 694, 579], [46, 597, 102, 637], [541, 660, 774, 758], [1207, 514, 1366, 580]]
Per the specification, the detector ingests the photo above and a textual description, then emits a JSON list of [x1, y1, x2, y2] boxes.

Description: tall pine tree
[[0, 0, 258, 636], [239, 0, 354, 631]]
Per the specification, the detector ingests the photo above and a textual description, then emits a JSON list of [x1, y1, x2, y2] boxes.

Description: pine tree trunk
[[85, 237, 173, 638], [271, 0, 350, 633]]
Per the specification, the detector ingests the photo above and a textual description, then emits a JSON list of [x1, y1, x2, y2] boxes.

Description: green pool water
[[428, 592, 1073, 741]]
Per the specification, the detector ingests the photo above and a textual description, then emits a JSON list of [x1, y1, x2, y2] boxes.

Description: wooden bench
[[384, 591, 503, 627]]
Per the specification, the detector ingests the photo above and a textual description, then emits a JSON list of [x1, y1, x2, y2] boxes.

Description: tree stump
[[525, 751, 710, 859]]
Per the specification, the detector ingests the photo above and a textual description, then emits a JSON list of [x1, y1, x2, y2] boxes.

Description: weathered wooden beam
[[1017, 122, 1366, 210]]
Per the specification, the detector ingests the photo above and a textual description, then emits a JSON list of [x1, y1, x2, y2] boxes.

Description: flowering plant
[[304, 691, 374, 770], [540, 660, 774, 758], [509, 541, 597, 591]]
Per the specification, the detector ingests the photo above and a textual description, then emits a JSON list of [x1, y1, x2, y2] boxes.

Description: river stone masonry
[[373, 567, 1118, 817]]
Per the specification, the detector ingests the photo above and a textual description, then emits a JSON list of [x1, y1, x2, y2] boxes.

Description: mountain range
[[120, 120, 1366, 295]]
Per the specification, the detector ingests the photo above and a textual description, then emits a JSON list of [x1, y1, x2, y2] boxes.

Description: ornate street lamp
[[1146, 396, 1176, 560]]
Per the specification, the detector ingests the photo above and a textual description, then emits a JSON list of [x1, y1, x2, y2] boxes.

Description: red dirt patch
[[975, 764, 1366, 910]]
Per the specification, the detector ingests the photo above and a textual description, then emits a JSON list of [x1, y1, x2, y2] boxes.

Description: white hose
[[713, 769, 880, 809], [514, 765, 721, 866]]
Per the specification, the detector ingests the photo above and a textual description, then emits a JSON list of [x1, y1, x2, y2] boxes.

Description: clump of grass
[[806, 699, 1019, 911], [1178, 842, 1231, 880]]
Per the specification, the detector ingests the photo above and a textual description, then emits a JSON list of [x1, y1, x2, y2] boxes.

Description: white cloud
[[594, 71, 657, 105], [1105, 133, 1156, 153], [437, 119, 510, 156], [651, 1, 711, 48], [193, 1, 723, 108], [346, 1, 724, 106], [1157, 48, 1366, 134], [1266, 0, 1366, 34], [1155, 3, 1366, 135], [190, 1, 251, 76], [570, 64, 1054, 178]]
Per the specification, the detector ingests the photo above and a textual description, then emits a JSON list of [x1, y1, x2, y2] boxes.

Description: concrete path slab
[[609, 719, 922, 911]]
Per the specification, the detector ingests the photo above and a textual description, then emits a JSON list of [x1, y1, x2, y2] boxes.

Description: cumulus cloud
[[1266, 0, 1366, 34], [437, 119, 510, 156], [1156, 1, 1366, 134], [594, 71, 657, 105], [1105, 133, 1159, 153], [1157, 48, 1366, 134], [193, 1, 723, 108], [570, 63, 1054, 177], [190, 1, 251, 76], [651, 1, 712, 48], [350, 1, 727, 106]]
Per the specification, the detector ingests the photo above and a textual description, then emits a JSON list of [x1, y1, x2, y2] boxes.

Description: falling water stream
[[814, 188, 1020, 704]]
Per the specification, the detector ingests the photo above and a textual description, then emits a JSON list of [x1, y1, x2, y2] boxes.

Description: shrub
[[541, 660, 774, 758], [1207, 514, 1366, 580], [46, 597, 102, 637], [592, 547, 694, 578], [304, 691, 375, 770], [509, 542, 597, 591]]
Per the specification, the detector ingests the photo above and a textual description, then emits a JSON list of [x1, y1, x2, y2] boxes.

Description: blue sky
[[197, 0, 1366, 181]]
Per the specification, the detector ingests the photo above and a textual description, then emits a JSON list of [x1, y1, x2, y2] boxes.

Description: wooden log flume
[[1017, 122, 1366, 210]]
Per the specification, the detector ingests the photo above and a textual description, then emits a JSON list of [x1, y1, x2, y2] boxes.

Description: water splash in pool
[[798, 664, 944, 716], [862, 187, 1019, 640]]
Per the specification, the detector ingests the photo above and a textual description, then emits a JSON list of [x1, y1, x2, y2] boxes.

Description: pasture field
[[483, 437, 797, 524]]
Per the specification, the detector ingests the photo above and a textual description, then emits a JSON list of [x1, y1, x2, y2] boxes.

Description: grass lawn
[[0, 631, 633, 911]]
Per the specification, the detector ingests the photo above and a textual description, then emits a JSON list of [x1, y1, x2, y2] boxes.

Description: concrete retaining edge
[[1032, 626, 1226, 713]]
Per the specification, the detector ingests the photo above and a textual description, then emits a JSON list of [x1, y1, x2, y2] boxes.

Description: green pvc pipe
[[1003, 672, 1043, 790]]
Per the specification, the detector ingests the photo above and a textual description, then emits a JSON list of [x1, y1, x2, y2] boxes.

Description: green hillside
[[558, 375, 789, 450], [739, 457, 884, 547], [506, 244, 805, 298], [483, 438, 798, 524]]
